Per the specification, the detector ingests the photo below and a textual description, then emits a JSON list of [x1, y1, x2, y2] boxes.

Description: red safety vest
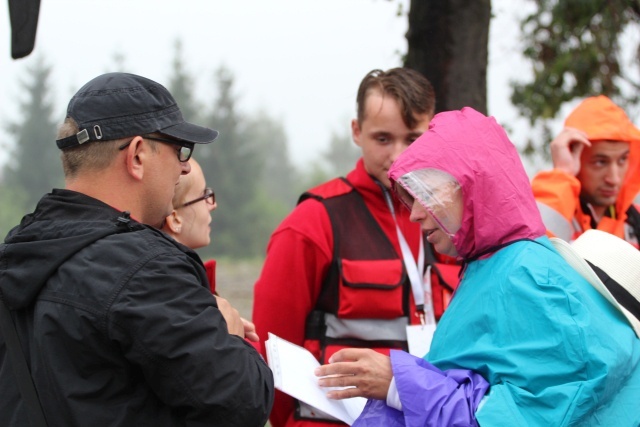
[[296, 177, 459, 422]]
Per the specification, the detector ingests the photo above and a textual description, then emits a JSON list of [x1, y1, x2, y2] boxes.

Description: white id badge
[[406, 324, 436, 358]]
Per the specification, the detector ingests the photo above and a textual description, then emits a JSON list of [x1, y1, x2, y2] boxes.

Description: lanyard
[[383, 189, 435, 325]]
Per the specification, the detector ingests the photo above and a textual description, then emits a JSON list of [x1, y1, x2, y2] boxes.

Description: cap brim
[[160, 122, 218, 144], [551, 237, 640, 338]]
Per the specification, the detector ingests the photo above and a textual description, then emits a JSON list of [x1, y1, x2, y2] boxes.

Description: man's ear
[[164, 210, 183, 234], [351, 118, 362, 148], [123, 136, 146, 181]]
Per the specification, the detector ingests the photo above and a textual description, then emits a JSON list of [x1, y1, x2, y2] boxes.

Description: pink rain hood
[[389, 107, 546, 260]]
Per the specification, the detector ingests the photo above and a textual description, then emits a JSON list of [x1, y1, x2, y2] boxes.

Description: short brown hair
[[356, 68, 435, 129], [58, 117, 157, 179]]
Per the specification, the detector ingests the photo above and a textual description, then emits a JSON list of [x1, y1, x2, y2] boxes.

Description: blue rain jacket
[[361, 108, 640, 426], [430, 237, 640, 426]]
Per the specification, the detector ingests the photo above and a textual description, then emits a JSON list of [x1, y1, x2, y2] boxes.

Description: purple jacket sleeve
[[353, 350, 489, 427]]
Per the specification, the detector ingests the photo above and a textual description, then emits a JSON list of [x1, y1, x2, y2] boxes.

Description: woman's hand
[[314, 348, 393, 400]]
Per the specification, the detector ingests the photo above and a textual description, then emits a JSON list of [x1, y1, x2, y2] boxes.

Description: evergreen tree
[[167, 39, 201, 123], [199, 66, 266, 258], [3, 56, 61, 213], [323, 128, 360, 177], [166, 60, 296, 259], [242, 111, 298, 255], [294, 162, 331, 196], [244, 110, 297, 209], [105, 51, 127, 73], [293, 126, 359, 195]]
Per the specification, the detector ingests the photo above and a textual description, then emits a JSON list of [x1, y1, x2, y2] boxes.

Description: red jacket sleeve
[[203, 259, 217, 294], [252, 199, 333, 427]]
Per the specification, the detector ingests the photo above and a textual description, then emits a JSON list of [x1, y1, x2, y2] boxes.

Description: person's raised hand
[[550, 127, 591, 176], [214, 296, 244, 338], [314, 348, 393, 401]]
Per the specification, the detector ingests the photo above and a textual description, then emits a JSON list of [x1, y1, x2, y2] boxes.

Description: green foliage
[[244, 111, 298, 209], [293, 126, 360, 194], [167, 40, 201, 123], [2, 56, 61, 213], [0, 46, 356, 260], [163, 48, 318, 259], [195, 66, 276, 258], [511, 0, 640, 124], [294, 162, 332, 196], [323, 128, 360, 177], [514, 0, 640, 122], [512, 0, 640, 157]]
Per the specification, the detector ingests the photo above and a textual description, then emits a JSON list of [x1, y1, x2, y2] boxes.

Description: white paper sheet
[[265, 333, 367, 425]]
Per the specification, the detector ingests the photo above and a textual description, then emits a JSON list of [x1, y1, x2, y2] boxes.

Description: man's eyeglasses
[[118, 135, 194, 162], [179, 187, 215, 208]]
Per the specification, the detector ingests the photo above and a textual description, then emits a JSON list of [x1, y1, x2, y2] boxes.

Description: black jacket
[[0, 189, 273, 426]]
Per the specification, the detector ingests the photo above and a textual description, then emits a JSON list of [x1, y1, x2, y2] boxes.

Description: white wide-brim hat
[[551, 229, 640, 338]]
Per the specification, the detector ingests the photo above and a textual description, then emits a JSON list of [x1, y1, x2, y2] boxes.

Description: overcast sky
[[0, 0, 543, 169]]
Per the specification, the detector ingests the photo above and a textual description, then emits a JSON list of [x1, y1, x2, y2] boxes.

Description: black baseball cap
[[56, 72, 218, 149]]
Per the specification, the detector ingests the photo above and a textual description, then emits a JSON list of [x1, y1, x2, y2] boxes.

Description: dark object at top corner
[[8, 0, 41, 59]]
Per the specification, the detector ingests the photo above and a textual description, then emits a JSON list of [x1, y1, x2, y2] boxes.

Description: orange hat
[[564, 95, 640, 144]]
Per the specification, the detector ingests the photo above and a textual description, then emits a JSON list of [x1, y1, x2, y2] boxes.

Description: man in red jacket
[[253, 68, 460, 427]]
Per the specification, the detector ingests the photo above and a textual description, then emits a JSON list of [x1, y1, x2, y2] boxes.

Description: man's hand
[[550, 127, 591, 176], [214, 296, 244, 338], [314, 348, 393, 400]]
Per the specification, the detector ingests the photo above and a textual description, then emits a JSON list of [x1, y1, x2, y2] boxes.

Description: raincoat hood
[[564, 95, 640, 214], [389, 107, 546, 260]]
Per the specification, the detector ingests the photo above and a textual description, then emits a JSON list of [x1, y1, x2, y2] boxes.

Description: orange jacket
[[532, 96, 640, 246]]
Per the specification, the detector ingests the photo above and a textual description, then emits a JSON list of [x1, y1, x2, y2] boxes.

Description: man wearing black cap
[[0, 72, 274, 426]]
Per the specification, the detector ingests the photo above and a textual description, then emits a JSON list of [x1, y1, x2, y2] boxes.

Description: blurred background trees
[[406, 0, 640, 165], [0, 56, 60, 238], [511, 0, 640, 162], [2, 0, 639, 259], [0, 44, 357, 259]]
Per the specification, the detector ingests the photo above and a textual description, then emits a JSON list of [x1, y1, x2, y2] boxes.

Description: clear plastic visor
[[393, 169, 462, 236]]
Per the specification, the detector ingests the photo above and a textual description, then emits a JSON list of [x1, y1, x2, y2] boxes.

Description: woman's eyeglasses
[[179, 187, 215, 208]]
